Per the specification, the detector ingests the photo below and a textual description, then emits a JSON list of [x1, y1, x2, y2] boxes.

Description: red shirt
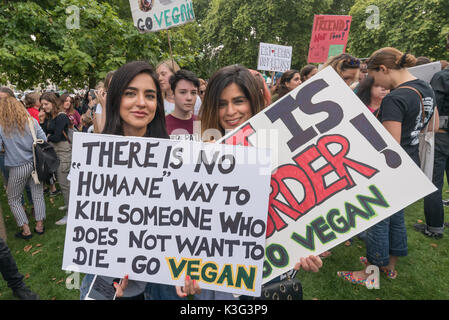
[[165, 114, 196, 135], [27, 107, 40, 122]]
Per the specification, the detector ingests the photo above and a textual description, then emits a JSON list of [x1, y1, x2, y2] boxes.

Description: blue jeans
[[423, 133, 449, 234], [144, 283, 186, 300], [365, 209, 408, 267]]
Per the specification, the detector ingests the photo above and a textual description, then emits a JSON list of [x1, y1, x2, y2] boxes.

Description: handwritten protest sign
[[257, 43, 293, 73], [62, 134, 271, 296], [219, 66, 437, 283], [308, 15, 352, 63], [129, 0, 195, 33]]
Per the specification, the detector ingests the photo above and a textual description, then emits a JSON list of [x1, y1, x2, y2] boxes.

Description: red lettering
[[317, 135, 378, 187], [224, 124, 255, 146], [294, 145, 349, 204], [266, 164, 316, 238]]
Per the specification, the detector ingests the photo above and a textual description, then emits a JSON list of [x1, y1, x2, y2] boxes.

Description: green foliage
[[348, 0, 449, 61], [0, 0, 200, 90]]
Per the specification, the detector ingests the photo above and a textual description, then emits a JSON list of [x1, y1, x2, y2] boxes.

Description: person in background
[[60, 93, 81, 129], [249, 69, 272, 107], [415, 56, 432, 66], [272, 69, 302, 102], [24, 92, 41, 122], [40, 92, 72, 225], [0, 237, 39, 299], [323, 53, 361, 87], [165, 69, 200, 139], [198, 78, 207, 101], [94, 70, 115, 134], [300, 64, 318, 82], [356, 75, 390, 114], [414, 49, 449, 239], [0, 96, 47, 239], [157, 59, 202, 117], [338, 47, 437, 286]]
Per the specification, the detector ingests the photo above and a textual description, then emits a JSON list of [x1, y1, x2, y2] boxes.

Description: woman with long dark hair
[[198, 64, 322, 299], [40, 92, 72, 225]]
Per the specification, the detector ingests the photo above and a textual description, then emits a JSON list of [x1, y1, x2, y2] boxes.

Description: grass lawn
[[0, 177, 448, 300]]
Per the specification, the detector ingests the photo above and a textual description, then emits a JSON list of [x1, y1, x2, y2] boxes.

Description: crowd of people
[[0, 42, 448, 300]]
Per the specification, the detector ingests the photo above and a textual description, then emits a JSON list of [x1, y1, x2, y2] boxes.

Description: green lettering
[[167, 258, 187, 279], [154, 11, 164, 27], [201, 262, 217, 283], [164, 9, 172, 27], [235, 266, 256, 290], [217, 265, 234, 287], [326, 208, 351, 234], [291, 226, 315, 251], [172, 7, 180, 24], [311, 216, 336, 244]]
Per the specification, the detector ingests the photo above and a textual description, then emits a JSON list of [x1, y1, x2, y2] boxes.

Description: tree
[[0, 0, 202, 90], [198, 0, 346, 76], [348, 0, 449, 61]]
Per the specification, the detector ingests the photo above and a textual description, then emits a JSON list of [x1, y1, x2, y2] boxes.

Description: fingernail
[[113, 282, 118, 286], [125, 275, 129, 279], [186, 275, 190, 281], [193, 279, 196, 285]]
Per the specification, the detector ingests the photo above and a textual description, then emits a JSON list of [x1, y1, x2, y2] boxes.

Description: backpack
[[27, 118, 60, 184]]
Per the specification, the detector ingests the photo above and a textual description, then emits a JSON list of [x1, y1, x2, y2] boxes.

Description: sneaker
[[55, 215, 68, 225], [413, 223, 443, 239], [443, 200, 449, 207], [58, 205, 68, 211], [12, 285, 40, 300]]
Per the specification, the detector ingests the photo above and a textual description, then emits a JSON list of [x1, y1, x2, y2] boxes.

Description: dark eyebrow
[[125, 86, 157, 94]]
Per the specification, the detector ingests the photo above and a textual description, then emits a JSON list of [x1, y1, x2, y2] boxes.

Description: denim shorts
[[365, 209, 408, 266]]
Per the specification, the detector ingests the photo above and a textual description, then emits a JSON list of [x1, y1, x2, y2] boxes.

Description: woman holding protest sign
[[337, 47, 438, 286], [0, 96, 47, 239], [79, 60, 199, 300], [198, 64, 323, 299]]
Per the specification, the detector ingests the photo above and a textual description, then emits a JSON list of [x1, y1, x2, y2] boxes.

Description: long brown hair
[[0, 96, 31, 136], [366, 47, 417, 70], [199, 65, 265, 137], [40, 92, 62, 119]]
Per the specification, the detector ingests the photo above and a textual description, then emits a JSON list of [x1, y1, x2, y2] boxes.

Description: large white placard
[[408, 62, 442, 83], [219, 66, 437, 283], [257, 42, 293, 73], [62, 134, 271, 297], [129, 0, 195, 33]]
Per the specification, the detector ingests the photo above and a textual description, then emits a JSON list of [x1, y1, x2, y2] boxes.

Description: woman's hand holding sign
[[294, 255, 323, 273], [176, 275, 201, 298]]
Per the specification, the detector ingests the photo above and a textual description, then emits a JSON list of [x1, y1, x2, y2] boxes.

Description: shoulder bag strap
[[398, 85, 425, 124], [27, 117, 40, 185]]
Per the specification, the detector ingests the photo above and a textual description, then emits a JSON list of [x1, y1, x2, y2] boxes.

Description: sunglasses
[[345, 57, 361, 67]]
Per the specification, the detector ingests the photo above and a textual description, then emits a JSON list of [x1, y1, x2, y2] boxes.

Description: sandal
[[15, 231, 33, 240], [34, 226, 45, 235], [359, 256, 398, 279], [337, 271, 374, 287]]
